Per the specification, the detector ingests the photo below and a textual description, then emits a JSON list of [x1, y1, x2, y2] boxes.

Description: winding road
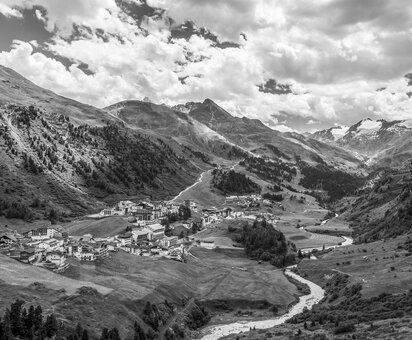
[[170, 170, 209, 202]]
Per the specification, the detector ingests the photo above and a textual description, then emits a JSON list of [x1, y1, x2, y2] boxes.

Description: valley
[[0, 65, 411, 340]]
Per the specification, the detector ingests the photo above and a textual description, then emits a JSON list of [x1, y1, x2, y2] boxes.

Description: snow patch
[[330, 126, 349, 139], [357, 120, 382, 132]]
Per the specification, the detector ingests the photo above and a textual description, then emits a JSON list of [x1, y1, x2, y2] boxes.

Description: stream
[[199, 236, 353, 340], [199, 266, 325, 340]]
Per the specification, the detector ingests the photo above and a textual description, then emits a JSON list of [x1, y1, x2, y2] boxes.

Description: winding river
[[199, 238, 353, 340]]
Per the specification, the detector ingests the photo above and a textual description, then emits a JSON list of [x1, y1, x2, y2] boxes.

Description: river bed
[[199, 267, 325, 340]]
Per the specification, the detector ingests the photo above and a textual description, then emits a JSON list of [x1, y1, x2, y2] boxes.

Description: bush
[[334, 322, 355, 334]]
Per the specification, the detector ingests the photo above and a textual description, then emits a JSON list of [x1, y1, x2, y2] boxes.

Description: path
[[170, 170, 209, 202]]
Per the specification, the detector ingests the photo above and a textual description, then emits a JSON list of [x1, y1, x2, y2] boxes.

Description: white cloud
[[0, 3, 22, 18], [0, 0, 411, 131]]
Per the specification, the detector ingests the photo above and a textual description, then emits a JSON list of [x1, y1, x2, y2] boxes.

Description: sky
[[0, 0, 411, 132]]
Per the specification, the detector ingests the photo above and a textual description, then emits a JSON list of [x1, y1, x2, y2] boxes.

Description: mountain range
[[310, 118, 412, 166], [1, 64, 412, 222]]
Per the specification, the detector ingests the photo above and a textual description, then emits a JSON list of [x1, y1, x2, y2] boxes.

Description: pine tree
[[2, 310, 13, 339], [10, 299, 25, 336], [134, 321, 146, 340], [82, 329, 89, 340], [75, 323, 83, 338], [108, 328, 120, 340], [100, 328, 109, 340], [43, 314, 58, 337], [34, 305, 43, 331]]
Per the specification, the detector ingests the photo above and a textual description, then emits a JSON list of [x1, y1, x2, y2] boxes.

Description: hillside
[[338, 162, 412, 242], [0, 246, 302, 338], [104, 99, 248, 163], [0, 66, 209, 220]]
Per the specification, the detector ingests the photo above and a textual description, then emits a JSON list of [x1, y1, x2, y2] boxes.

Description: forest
[[298, 160, 364, 201], [211, 169, 261, 195], [239, 156, 296, 185], [237, 219, 296, 267]]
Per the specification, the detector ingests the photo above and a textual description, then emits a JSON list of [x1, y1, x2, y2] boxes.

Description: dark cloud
[[258, 79, 292, 95], [0, 8, 52, 51], [170, 20, 240, 49]]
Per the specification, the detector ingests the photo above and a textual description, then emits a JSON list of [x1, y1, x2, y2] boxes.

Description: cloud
[[0, 3, 22, 18], [0, 0, 411, 132]]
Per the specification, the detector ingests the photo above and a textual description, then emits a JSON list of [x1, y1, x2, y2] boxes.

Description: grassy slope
[[62, 216, 130, 237], [0, 255, 111, 295], [297, 235, 412, 298], [0, 247, 300, 338], [63, 249, 298, 307], [172, 169, 226, 209]]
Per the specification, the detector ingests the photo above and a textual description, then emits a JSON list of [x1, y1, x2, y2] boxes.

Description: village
[[0, 194, 278, 274]]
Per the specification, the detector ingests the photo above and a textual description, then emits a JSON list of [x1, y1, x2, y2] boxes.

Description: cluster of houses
[[0, 195, 271, 272], [0, 226, 69, 273], [99, 200, 198, 220]]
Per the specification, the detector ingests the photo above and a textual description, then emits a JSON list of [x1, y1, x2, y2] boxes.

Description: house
[[0, 233, 18, 245], [93, 242, 109, 257], [200, 240, 215, 249], [15, 248, 37, 263], [147, 224, 165, 240], [71, 244, 96, 261], [37, 238, 63, 252], [23, 227, 61, 240], [133, 209, 154, 221], [45, 251, 66, 266], [117, 232, 133, 247], [132, 227, 152, 242], [124, 244, 140, 255], [160, 236, 178, 248], [106, 242, 117, 252], [184, 200, 198, 213], [99, 208, 113, 217]]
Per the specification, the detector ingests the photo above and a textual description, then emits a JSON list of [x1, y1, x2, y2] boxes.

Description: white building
[[160, 236, 178, 248], [147, 223, 165, 240], [200, 240, 216, 249]]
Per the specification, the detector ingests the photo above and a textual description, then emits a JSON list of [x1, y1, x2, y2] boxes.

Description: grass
[[297, 234, 412, 298], [62, 216, 130, 237], [0, 254, 111, 296], [305, 217, 352, 236], [275, 221, 344, 250], [173, 169, 225, 209], [221, 316, 412, 340]]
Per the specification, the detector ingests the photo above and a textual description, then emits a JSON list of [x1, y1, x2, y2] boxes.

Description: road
[[170, 170, 209, 202]]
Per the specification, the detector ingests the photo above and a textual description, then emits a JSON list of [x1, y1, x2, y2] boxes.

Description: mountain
[[185, 99, 362, 169], [104, 99, 247, 161], [311, 118, 412, 165], [0, 66, 209, 219]]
